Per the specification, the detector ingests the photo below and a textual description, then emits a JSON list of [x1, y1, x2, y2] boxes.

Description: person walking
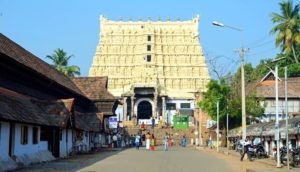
[[141, 122, 145, 131], [181, 135, 187, 147], [168, 134, 172, 147], [135, 134, 141, 150], [240, 137, 251, 161], [151, 117, 155, 129], [150, 134, 155, 151], [146, 132, 151, 150], [112, 134, 117, 148], [164, 132, 169, 151]]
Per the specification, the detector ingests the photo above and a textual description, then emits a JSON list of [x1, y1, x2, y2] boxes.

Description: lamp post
[[212, 21, 247, 141], [271, 57, 285, 168], [284, 66, 289, 170]]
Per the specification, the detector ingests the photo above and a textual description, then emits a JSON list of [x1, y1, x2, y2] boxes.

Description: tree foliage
[[46, 48, 80, 77], [198, 79, 231, 125], [270, 0, 300, 63]]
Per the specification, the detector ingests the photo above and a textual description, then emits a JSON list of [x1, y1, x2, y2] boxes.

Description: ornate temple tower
[[89, 15, 210, 124]]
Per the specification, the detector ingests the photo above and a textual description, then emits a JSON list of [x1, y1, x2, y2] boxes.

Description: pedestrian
[[208, 135, 212, 149], [150, 134, 155, 151], [181, 135, 187, 147], [135, 134, 141, 150], [151, 117, 155, 129], [240, 137, 252, 161], [164, 132, 169, 151], [146, 132, 151, 150], [112, 134, 117, 148], [168, 134, 172, 147], [141, 122, 145, 131]]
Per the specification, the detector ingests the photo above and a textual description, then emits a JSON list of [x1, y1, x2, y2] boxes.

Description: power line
[[248, 39, 275, 49], [248, 47, 277, 56], [245, 34, 272, 47]]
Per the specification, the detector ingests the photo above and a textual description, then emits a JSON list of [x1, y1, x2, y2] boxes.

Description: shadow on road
[[14, 148, 127, 172]]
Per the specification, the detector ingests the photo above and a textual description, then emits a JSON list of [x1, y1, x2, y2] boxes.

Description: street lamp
[[212, 21, 247, 141]]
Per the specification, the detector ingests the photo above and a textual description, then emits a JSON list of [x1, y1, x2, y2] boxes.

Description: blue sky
[[0, 0, 291, 78]]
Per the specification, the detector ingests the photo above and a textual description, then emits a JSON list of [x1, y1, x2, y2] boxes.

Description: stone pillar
[[131, 96, 134, 119], [153, 94, 157, 118], [162, 96, 166, 121], [123, 97, 127, 121]]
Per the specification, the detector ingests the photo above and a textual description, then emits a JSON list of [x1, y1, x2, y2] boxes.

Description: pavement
[[196, 146, 300, 172]]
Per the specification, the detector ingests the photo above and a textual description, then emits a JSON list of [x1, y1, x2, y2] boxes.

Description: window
[[21, 126, 28, 145], [147, 45, 151, 51], [147, 35, 151, 41], [146, 55, 151, 62], [166, 103, 176, 110], [180, 103, 191, 109], [40, 126, 48, 141], [32, 127, 39, 144]]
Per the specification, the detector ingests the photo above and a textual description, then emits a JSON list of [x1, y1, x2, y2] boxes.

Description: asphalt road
[[16, 146, 234, 172], [77, 146, 233, 172]]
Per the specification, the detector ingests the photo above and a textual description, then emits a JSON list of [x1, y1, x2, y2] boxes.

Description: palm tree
[[46, 48, 80, 77], [271, 0, 300, 63]]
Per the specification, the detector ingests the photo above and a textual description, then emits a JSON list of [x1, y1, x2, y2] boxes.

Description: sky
[[0, 0, 293, 78]]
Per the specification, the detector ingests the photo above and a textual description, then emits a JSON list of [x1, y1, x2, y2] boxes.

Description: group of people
[[132, 132, 187, 151], [133, 132, 156, 150]]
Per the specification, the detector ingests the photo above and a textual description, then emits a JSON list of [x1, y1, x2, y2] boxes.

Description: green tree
[[46, 48, 80, 77], [270, 0, 300, 63], [226, 63, 265, 125], [198, 79, 231, 127]]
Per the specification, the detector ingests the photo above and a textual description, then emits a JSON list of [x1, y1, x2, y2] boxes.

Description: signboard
[[109, 116, 118, 129]]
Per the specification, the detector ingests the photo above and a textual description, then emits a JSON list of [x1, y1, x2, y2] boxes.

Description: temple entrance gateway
[[137, 101, 152, 119]]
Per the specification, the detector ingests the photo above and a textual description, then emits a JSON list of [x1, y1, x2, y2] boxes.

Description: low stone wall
[[0, 150, 55, 172], [0, 157, 18, 172]]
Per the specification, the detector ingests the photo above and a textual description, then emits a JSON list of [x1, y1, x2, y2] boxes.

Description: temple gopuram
[[89, 15, 210, 125]]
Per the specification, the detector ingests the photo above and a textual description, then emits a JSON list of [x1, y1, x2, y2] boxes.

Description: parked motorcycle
[[253, 143, 268, 159], [240, 143, 268, 160], [274, 146, 292, 165], [290, 147, 300, 167]]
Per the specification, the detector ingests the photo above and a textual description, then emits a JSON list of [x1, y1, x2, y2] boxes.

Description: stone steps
[[125, 126, 198, 145]]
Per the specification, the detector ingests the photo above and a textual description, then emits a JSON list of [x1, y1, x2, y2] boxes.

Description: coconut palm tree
[[46, 48, 80, 77], [271, 0, 300, 63]]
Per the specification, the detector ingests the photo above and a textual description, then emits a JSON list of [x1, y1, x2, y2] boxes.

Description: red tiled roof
[[256, 77, 300, 98], [74, 112, 103, 132], [71, 77, 115, 100], [0, 87, 73, 127]]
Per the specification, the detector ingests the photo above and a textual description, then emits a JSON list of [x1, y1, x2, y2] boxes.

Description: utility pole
[[226, 99, 229, 155], [212, 21, 247, 141], [240, 48, 247, 141], [217, 101, 219, 152]]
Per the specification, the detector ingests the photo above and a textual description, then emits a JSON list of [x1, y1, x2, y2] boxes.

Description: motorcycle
[[274, 146, 292, 165], [253, 143, 268, 159], [290, 147, 300, 167]]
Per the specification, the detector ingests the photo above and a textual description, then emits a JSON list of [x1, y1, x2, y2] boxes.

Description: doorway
[[137, 101, 152, 119]]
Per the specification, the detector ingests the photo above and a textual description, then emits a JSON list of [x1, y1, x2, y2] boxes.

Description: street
[[15, 146, 295, 172]]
